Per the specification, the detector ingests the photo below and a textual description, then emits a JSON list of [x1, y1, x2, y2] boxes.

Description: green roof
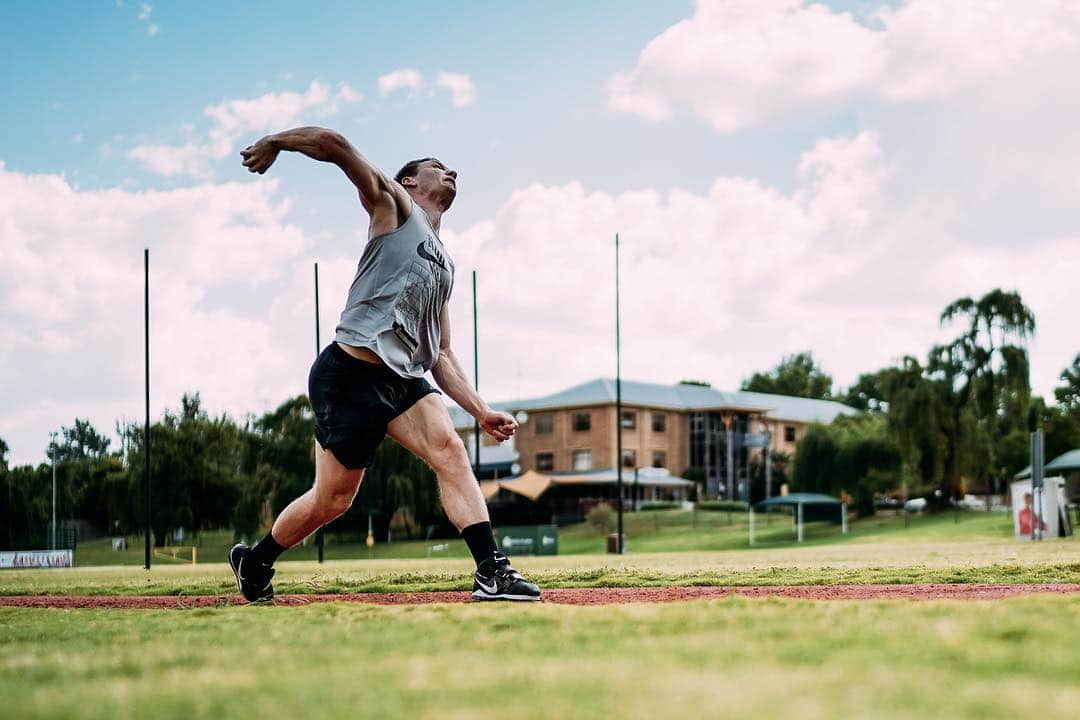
[[757, 493, 842, 507], [1012, 448, 1080, 479]]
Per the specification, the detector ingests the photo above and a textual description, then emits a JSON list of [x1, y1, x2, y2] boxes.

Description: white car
[[904, 497, 927, 512]]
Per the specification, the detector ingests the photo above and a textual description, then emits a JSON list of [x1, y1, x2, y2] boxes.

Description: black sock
[[461, 521, 500, 569], [249, 531, 286, 566]]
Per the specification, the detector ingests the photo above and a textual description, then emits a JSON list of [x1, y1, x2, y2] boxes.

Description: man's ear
[[401, 176, 417, 188]]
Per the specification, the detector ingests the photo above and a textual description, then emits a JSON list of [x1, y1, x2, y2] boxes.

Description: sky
[[2, 0, 1079, 466]]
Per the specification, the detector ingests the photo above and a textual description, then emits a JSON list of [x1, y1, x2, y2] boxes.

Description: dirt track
[[3, 583, 1080, 609]]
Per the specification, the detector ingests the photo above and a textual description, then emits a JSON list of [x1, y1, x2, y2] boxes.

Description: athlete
[[229, 127, 540, 602]]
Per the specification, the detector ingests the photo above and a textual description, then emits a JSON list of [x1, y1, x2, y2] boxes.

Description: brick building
[[451, 377, 856, 501]]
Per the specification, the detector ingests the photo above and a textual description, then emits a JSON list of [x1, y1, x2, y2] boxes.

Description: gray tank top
[[334, 200, 455, 378]]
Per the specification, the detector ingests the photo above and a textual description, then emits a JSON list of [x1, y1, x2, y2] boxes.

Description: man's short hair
[[394, 157, 437, 185]]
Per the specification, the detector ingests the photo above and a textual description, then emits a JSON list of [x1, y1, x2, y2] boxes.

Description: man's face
[[411, 159, 457, 205]]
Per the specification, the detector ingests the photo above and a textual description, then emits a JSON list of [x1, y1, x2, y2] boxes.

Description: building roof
[[487, 467, 694, 502], [758, 492, 842, 507], [447, 377, 857, 429], [1013, 448, 1080, 479]]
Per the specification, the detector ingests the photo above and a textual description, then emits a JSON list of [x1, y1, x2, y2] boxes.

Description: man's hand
[[241, 136, 280, 174], [479, 409, 518, 442]]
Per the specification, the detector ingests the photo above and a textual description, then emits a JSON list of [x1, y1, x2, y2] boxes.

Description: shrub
[[586, 502, 616, 534], [696, 500, 749, 512], [639, 501, 680, 511]]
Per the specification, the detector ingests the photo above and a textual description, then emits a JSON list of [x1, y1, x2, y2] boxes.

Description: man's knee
[[430, 432, 470, 475], [319, 489, 356, 521]]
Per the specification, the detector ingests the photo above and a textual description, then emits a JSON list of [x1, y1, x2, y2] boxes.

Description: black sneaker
[[471, 554, 541, 602], [228, 544, 275, 603]]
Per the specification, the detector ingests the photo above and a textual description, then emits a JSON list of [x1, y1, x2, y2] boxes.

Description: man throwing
[[229, 127, 540, 603]]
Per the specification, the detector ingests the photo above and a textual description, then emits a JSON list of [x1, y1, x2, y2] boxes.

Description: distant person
[[228, 127, 540, 603], [1018, 492, 1046, 536]]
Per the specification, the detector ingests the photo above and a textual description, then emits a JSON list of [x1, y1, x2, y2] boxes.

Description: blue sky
[[2, 1, 1079, 465]]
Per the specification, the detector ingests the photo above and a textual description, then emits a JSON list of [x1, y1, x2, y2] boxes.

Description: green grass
[[4, 513, 1078, 596], [72, 507, 1020, 566], [3, 596, 1080, 719]]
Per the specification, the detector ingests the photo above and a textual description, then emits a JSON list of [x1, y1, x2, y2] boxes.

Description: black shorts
[[308, 343, 440, 470]]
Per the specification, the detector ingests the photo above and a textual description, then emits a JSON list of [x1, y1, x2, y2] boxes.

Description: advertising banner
[[496, 525, 558, 556], [1010, 478, 1063, 540], [0, 550, 74, 569]]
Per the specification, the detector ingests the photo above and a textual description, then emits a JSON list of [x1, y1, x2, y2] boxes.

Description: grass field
[[3, 596, 1080, 719], [4, 513, 1079, 596], [5, 511, 1080, 719], [72, 506, 1023, 566]]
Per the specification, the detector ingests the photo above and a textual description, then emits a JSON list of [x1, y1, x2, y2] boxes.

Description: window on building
[[652, 450, 666, 468], [536, 452, 554, 471], [536, 414, 554, 434], [652, 413, 667, 432], [621, 411, 637, 429], [572, 449, 592, 471], [622, 449, 637, 468], [573, 412, 591, 432], [784, 425, 797, 442]]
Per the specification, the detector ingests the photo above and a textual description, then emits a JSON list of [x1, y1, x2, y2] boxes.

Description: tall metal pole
[[144, 248, 151, 570], [315, 262, 324, 563], [473, 271, 481, 479], [50, 432, 57, 550], [1031, 429, 1045, 542], [764, 424, 773, 500], [615, 233, 624, 553]]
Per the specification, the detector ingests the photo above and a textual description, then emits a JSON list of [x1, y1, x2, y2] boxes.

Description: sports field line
[[3, 583, 1079, 608]]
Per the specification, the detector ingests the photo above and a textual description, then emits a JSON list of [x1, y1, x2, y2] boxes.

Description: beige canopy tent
[[483, 468, 693, 503]]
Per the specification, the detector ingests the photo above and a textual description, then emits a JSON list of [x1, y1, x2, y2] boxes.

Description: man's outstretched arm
[[431, 303, 518, 442], [240, 127, 406, 217]]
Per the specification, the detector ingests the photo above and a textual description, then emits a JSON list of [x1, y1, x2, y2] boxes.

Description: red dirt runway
[[2, 583, 1079, 609]]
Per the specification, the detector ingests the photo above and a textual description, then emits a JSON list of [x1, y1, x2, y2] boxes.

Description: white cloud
[[608, 0, 883, 132], [436, 72, 477, 108], [609, 0, 1080, 132], [127, 81, 362, 178], [377, 68, 424, 96], [4, 123, 1077, 464], [137, 3, 158, 36], [0, 161, 327, 465], [377, 68, 477, 108], [438, 132, 1078, 417]]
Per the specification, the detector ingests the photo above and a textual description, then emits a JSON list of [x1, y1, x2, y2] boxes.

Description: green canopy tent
[[751, 493, 847, 545], [1014, 448, 1080, 480]]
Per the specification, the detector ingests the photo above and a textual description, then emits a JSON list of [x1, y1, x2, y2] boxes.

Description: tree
[[1055, 353, 1080, 420], [124, 393, 244, 546], [45, 419, 119, 532], [742, 352, 833, 400], [843, 368, 896, 413], [791, 416, 901, 517], [242, 395, 316, 518], [936, 289, 1036, 494]]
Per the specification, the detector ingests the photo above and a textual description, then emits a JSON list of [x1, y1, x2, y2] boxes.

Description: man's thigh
[[386, 393, 459, 464], [314, 441, 365, 498]]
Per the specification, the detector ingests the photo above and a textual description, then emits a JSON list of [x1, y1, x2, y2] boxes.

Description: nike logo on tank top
[[334, 200, 455, 378]]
